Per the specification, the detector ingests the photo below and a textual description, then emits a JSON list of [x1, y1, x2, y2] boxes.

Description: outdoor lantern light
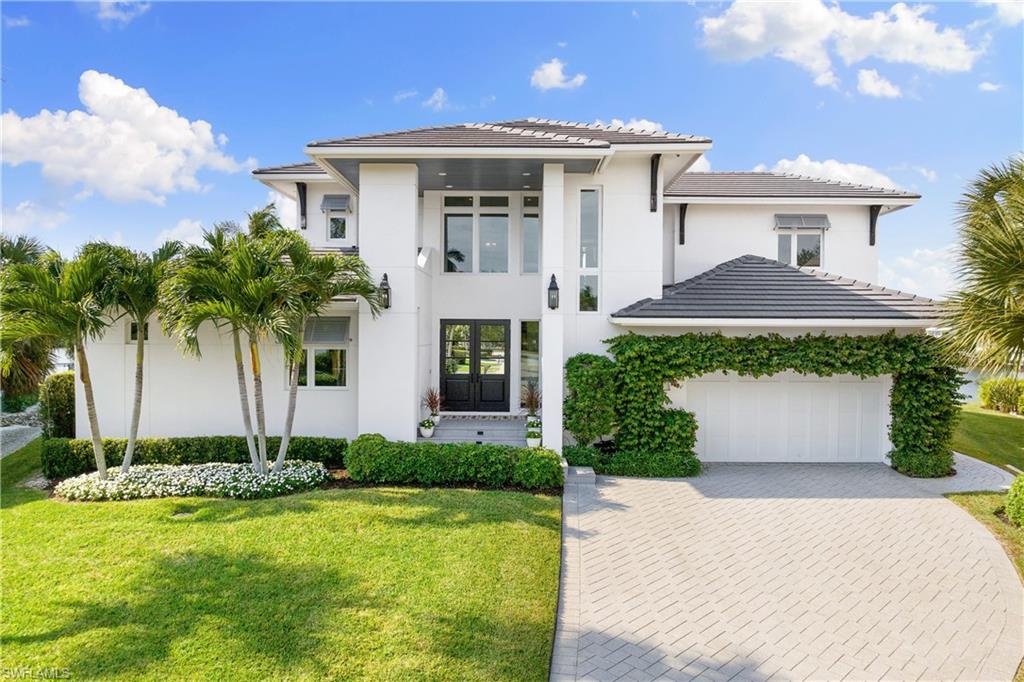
[[380, 273, 392, 309], [547, 274, 559, 310]]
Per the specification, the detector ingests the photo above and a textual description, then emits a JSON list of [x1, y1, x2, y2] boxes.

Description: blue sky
[[2, 1, 1021, 297]]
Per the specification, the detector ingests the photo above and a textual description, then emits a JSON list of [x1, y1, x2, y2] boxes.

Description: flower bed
[[54, 461, 330, 501]]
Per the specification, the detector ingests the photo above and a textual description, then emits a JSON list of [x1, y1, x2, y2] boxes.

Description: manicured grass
[[1, 440, 561, 680], [947, 491, 1024, 681], [952, 404, 1024, 472]]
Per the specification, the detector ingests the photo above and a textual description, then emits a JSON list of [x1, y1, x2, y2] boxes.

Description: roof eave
[[662, 195, 919, 207], [608, 316, 939, 328], [303, 145, 616, 159]]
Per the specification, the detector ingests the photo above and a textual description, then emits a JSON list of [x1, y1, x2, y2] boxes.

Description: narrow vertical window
[[522, 196, 541, 274], [520, 320, 540, 407], [579, 189, 600, 311], [444, 214, 474, 272], [479, 214, 509, 273]]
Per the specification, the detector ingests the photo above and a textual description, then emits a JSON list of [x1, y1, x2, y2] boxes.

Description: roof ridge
[[524, 117, 682, 140], [307, 122, 472, 146], [474, 122, 608, 147]]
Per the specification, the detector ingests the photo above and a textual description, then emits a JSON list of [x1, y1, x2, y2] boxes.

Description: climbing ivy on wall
[[564, 332, 963, 478]]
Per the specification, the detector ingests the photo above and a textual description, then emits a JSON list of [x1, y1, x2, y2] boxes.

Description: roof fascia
[[609, 316, 937, 328], [608, 142, 712, 153], [304, 146, 614, 159], [662, 196, 918, 208]]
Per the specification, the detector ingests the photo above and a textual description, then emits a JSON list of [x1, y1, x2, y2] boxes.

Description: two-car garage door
[[668, 372, 890, 463]]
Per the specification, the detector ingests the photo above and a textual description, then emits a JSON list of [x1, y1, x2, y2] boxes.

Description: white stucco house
[[79, 118, 938, 459]]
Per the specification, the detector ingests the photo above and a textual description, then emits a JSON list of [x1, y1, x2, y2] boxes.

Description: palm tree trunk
[[273, 347, 303, 473], [121, 324, 145, 474], [76, 342, 107, 480], [249, 337, 268, 475], [232, 328, 259, 468]]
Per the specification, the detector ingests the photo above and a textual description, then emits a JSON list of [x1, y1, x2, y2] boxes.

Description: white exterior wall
[[672, 203, 878, 284], [297, 180, 359, 250], [75, 305, 360, 440]]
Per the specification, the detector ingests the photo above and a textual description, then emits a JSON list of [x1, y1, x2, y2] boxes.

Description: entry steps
[[419, 415, 527, 446]]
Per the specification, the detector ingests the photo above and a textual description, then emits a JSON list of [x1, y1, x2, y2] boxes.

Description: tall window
[[443, 195, 510, 274], [579, 189, 600, 311], [520, 320, 540, 407], [444, 213, 474, 272], [522, 195, 540, 274]]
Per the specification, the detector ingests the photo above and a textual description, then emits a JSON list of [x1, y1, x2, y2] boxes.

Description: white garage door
[[668, 372, 890, 463]]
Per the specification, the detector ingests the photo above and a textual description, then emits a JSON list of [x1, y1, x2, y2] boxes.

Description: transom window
[[443, 195, 510, 274], [775, 214, 827, 268]]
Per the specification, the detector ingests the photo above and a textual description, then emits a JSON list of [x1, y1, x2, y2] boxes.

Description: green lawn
[[952, 404, 1024, 472], [1, 440, 561, 681]]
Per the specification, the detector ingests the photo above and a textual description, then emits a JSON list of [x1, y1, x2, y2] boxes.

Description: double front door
[[440, 320, 510, 412]]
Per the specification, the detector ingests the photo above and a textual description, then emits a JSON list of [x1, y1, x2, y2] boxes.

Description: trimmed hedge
[[42, 435, 347, 480], [564, 332, 963, 478], [346, 434, 563, 490], [980, 377, 1024, 413], [39, 371, 75, 438], [564, 445, 700, 478], [1006, 476, 1024, 527]]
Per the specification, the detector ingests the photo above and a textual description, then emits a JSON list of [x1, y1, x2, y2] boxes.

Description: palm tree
[[2, 250, 115, 477], [943, 158, 1024, 374], [87, 242, 182, 473], [270, 235, 380, 473], [0, 235, 56, 400]]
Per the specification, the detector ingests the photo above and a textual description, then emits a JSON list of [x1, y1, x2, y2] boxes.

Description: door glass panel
[[444, 215, 473, 272], [522, 214, 540, 273], [796, 233, 821, 267], [520, 321, 539, 407], [479, 214, 509, 273], [444, 324, 471, 375], [478, 324, 506, 375]]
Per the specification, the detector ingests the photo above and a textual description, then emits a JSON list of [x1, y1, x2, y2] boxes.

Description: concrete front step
[[419, 436, 527, 446]]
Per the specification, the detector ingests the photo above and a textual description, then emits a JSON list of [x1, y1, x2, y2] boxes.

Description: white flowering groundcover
[[55, 461, 330, 501]]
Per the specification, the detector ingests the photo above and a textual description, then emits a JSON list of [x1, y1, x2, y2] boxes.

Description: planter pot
[[431, 413, 441, 424], [419, 426, 435, 438], [526, 437, 542, 448]]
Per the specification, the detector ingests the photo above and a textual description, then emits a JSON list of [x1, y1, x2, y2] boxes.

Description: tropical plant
[[85, 241, 182, 473], [422, 387, 442, 415], [942, 157, 1024, 374], [521, 380, 541, 416], [0, 234, 55, 399], [2, 250, 116, 477]]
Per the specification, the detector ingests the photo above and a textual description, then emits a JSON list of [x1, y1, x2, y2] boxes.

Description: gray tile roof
[[252, 162, 326, 175], [309, 119, 708, 148], [666, 172, 920, 200], [612, 255, 938, 321]]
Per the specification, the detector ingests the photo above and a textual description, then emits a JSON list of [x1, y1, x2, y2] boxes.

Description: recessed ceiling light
[[521, 172, 531, 177], [438, 172, 447, 177], [445, 184, 453, 189], [523, 185, 531, 189]]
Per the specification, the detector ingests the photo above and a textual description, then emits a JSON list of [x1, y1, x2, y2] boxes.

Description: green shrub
[[564, 445, 700, 478], [1018, 392, 1024, 415], [346, 434, 562, 490], [41, 435, 347, 480], [564, 353, 617, 445], [1006, 476, 1024, 527], [39, 371, 75, 438], [979, 378, 1024, 413], [1, 391, 38, 414]]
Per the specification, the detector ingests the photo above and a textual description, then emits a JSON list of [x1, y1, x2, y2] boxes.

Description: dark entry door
[[440, 320, 510, 412]]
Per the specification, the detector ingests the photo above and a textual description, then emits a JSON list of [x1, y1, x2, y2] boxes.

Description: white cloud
[[267, 190, 297, 230], [857, 68, 902, 97], [93, 1, 150, 26], [688, 155, 712, 172], [594, 117, 664, 132], [2, 70, 255, 205], [3, 15, 31, 28], [422, 87, 450, 111], [393, 89, 418, 103], [530, 58, 587, 91], [755, 154, 899, 189], [979, 80, 1003, 91], [977, 0, 1024, 26], [1, 201, 68, 234], [700, 1, 982, 89], [155, 218, 204, 246], [879, 245, 958, 299], [556, 41, 568, 48]]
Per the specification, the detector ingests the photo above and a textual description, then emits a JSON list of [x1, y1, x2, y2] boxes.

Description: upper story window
[[443, 195, 510, 274], [579, 189, 601, 312], [775, 214, 828, 268], [321, 194, 356, 247], [522, 195, 541, 274], [127, 321, 149, 342]]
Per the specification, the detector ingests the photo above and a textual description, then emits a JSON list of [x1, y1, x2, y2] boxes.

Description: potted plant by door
[[522, 381, 541, 419], [423, 387, 443, 424], [526, 429, 542, 448], [419, 418, 436, 438]]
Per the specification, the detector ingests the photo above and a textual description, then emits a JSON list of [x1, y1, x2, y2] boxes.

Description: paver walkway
[[553, 457, 1023, 681]]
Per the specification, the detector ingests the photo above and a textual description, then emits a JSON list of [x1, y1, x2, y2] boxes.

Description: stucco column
[[541, 163, 565, 453], [357, 163, 419, 441]]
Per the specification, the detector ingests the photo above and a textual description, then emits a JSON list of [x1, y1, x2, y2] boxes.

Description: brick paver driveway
[[553, 458, 1023, 681]]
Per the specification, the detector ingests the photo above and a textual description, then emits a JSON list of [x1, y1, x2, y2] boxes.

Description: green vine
[[564, 332, 963, 478]]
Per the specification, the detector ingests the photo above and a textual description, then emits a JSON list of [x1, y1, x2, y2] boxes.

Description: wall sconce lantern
[[547, 274, 559, 310], [379, 273, 392, 309]]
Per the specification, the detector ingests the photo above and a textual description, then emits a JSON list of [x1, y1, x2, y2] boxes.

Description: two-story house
[[79, 119, 937, 461]]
